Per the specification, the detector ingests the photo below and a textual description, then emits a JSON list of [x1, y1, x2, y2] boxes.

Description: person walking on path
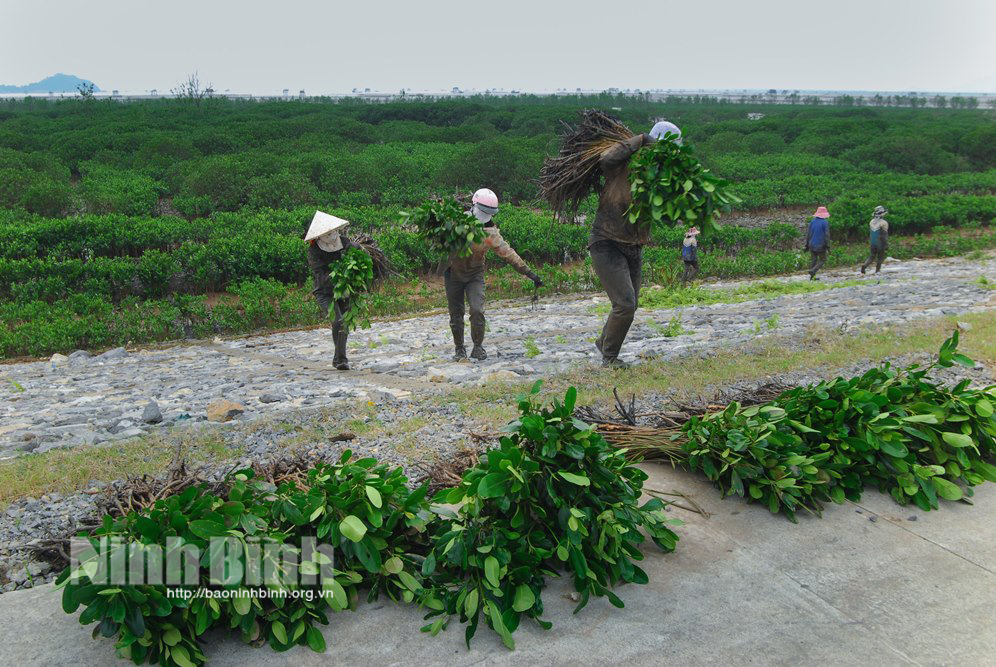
[[804, 206, 831, 280], [680, 226, 700, 285], [590, 120, 682, 368], [445, 188, 543, 361], [861, 205, 890, 274], [305, 211, 361, 370]]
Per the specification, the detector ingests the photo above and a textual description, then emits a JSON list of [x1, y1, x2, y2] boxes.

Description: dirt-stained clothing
[[446, 225, 532, 355], [447, 226, 532, 282], [307, 235, 354, 365], [862, 216, 890, 274], [588, 134, 654, 248], [588, 133, 654, 362]]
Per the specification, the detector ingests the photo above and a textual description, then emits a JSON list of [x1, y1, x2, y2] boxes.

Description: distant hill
[[0, 73, 101, 94]]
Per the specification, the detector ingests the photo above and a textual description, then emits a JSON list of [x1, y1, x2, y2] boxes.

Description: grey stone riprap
[[1, 253, 993, 459]]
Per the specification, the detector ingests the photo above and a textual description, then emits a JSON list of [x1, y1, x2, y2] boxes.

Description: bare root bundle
[[539, 110, 634, 220], [351, 233, 396, 280], [417, 447, 482, 497]]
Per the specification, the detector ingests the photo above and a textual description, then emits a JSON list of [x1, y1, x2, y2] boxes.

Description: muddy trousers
[[681, 260, 699, 285], [862, 246, 886, 273], [808, 250, 827, 278], [590, 240, 643, 361], [314, 290, 350, 364], [444, 269, 486, 353]]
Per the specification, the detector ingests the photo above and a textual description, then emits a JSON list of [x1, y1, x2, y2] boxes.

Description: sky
[[2, 0, 995, 94]]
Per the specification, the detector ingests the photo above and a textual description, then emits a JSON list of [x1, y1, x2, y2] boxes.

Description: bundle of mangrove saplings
[[401, 197, 487, 257], [539, 110, 634, 220], [589, 332, 996, 521], [327, 246, 375, 331], [540, 109, 739, 233], [56, 383, 681, 666], [626, 135, 739, 236]]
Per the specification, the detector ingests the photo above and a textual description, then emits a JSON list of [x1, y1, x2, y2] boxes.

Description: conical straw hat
[[305, 211, 350, 241]]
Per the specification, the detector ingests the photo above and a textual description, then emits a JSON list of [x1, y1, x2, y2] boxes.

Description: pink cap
[[813, 206, 830, 218]]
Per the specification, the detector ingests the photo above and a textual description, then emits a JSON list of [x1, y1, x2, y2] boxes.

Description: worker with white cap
[[445, 188, 543, 361], [305, 211, 358, 370], [861, 205, 890, 275], [681, 226, 701, 285], [590, 119, 682, 368]]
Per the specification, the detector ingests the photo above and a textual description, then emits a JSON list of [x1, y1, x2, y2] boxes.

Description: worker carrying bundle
[[444, 189, 543, 361], [305, 211, 375, 371], [541, 112, 737, 367], [681, 226, 701, 285], [861, 205, 890, 275]]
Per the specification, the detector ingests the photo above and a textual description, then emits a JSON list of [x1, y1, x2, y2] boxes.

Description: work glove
[[527, 271, 544, 288]]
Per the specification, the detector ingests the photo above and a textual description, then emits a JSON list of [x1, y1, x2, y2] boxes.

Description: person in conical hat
[[305, 211, 356, 370], [804, 206, 830, 280], [861, 205, 890, 275]]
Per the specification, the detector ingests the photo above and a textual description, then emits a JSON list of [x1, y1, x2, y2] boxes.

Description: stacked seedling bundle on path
[[540, 109, 739, 234], [583, 332, 996, 521], [402, 197, 487, 258], [56, 384, 680, 666]]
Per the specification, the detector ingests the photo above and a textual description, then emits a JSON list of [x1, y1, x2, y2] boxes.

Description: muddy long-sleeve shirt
[[448, 225, 531, 282], [589, 133, 654, 248], [869, 216, 889, 250]]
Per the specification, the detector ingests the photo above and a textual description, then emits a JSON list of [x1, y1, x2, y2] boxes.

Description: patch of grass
[[523, 336, 542, 358], [0, 430, 237, 510], [648, 313, 688, 337], [975, 275, 995, 290], [7, 379, 25, 393], [445, 311, 996, 429], [639, 277, 864, 311]]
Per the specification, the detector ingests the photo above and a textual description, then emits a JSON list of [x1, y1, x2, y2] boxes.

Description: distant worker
[[861, 205, 890, 275], [590, 120, 681, 368], [681, 226, 700, 285], [804, 206, 831, 280], [305, 211, 359, 371], [446, 188, 543, 361]]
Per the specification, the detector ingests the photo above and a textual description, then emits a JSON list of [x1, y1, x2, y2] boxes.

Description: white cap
[[649, 120, 682, 144], [305, 211, 350, 241]]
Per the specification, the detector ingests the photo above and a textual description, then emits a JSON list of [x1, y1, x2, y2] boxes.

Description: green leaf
[[484, 556, 500, 588], [902, 414, 939, 424], [477, 472, 508, 498], [512, 585, 535, 612], [365, 486, 383, 508], [558, 471, 590, 486], [932, 477, 964, 501], [942, 432, 974, 448], [188, 520, 228, 539], [384, 556, 404, 574], [397, 570, 420, 593], [232, 593, 251, 616], [170, 645, 196, 667], [339, 515, 367, 543], [975, 398, 993, 417], [307, 625, 327, 653], [271, 620, 288, 644]]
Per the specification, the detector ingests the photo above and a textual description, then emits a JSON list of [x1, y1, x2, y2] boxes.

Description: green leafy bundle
[[627, 136, 740, 235], [421, 382, 681, 648], [681, 332, 996, 521], [401, 197, 487, 257], [56, 386, 683, 664], [327, 246, 374, 331], [57, 452, 432, 667]]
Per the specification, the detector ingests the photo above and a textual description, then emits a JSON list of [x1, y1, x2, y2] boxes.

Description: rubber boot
[[470, 346, 487, 360], [451, 325, 467, 361]]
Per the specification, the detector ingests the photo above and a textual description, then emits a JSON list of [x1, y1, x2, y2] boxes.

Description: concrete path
[[2, 464, 993, 666], [2, 253, 994, 458]]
